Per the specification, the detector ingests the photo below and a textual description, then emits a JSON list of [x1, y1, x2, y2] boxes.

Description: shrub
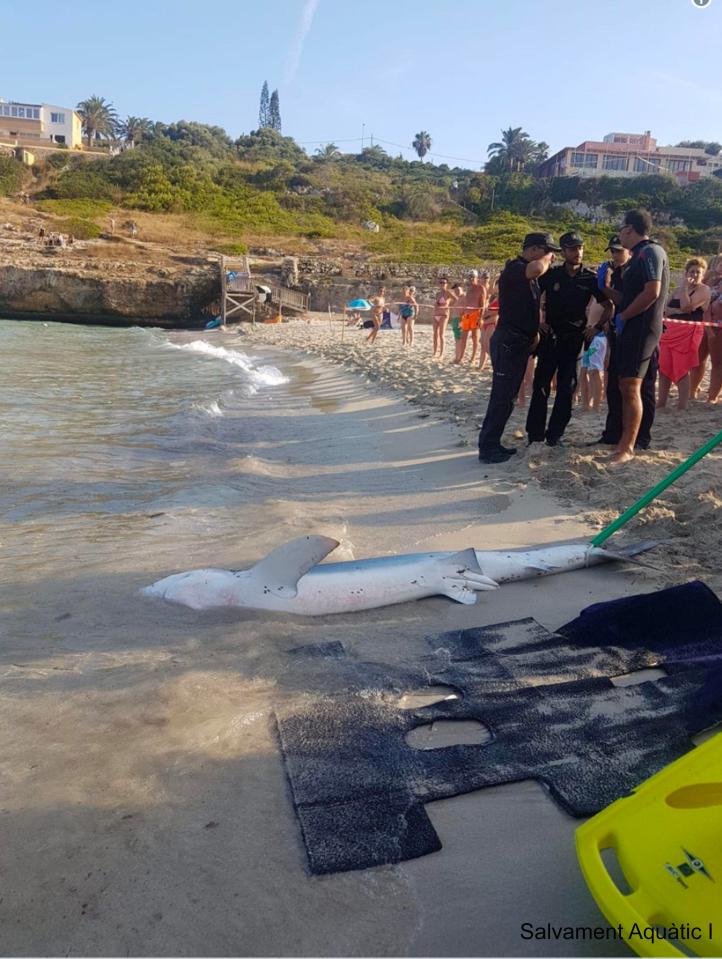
[[0, 156, 25, 195]]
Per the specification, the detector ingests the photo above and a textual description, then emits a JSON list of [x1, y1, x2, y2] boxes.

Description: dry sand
[[2, 325, 720, 958]]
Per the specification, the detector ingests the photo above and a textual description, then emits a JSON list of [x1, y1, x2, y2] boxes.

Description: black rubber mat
[[275, 582, 722, 874]]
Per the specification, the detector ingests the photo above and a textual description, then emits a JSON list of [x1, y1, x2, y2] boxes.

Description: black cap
[[522, 232, 562, 252], [560, 231, 584, 248], [605, 234, 624, 251]]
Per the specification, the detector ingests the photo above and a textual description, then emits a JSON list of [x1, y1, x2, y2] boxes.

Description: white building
[[0, 99, 83, 148]]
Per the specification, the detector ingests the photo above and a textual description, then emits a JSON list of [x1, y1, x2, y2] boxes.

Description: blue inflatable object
[[347, 298, 372, 310], [205, 317, 222, 329]]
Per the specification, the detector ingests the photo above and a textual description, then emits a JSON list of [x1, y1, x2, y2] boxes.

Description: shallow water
[[0, 321, 634, 957]]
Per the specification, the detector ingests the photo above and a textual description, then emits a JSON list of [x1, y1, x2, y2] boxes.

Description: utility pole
[[361, 122, 365, 150]]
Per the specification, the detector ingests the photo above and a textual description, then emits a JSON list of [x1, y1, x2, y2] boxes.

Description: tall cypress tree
[[269, 89, 281, 132], [258, 81, 270, 128]]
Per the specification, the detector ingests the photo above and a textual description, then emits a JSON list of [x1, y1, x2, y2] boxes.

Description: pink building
[[538, 131, 722, 183]]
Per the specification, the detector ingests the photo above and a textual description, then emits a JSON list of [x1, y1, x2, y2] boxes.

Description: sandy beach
[[1, 319, 719, 957], [245, 316, 722, 596]]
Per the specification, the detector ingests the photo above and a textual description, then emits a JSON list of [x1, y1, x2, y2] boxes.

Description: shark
[[143, 535, 658, 616]]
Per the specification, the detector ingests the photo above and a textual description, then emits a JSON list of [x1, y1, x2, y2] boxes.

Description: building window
[[18, 107, 26, 118], [603, 155, 628, 171], [50, 112, 66, 124], [572, 152, 598, 168], [33, 108, 40, 119], [11, 106, 18, 117], [634, 156, 662, 172], [666, 159, 689, 172]]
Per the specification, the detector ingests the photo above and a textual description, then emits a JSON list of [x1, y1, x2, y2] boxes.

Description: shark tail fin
[[247, 535, 339, 597], [438, 548, 499, 605], [588, 540, 665, 571]]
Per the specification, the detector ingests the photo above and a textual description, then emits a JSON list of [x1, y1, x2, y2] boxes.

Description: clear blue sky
[[2, 0, 721, 167]]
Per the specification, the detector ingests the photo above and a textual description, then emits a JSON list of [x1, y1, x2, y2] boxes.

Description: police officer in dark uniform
[[478, 233, 559, 464], [590, 236, 659, 451], [526, 232, 612, 447], [604, 209, 669, 465]]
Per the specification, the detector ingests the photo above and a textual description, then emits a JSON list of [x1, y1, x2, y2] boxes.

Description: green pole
[[591, 428, 722, 548]]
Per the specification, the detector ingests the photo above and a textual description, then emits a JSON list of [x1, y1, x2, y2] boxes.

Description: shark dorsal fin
[[248, 535, 339, 597]]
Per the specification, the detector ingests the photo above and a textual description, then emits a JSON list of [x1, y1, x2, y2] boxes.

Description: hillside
[[2, 124, 722, 268]]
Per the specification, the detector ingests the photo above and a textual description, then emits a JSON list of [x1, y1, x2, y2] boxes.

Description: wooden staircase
[[220, 255, 308, 323]]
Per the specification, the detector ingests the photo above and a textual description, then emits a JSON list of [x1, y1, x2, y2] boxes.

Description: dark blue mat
[[275, 582, 722, 875]]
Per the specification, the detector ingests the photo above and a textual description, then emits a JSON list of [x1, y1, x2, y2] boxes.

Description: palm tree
[[532, 141, 550, 164], [412, 131, 432, 161], [315, 142, 341, 160], [76, 95, 119, 148], [120, 116, 152, 146], [487, 127, 533, 172]]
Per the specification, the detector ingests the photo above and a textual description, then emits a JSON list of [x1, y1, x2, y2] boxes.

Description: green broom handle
[[591, 428, 722, 548]]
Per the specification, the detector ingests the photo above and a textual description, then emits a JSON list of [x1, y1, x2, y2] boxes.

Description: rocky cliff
[[0, 232, 220, 327]]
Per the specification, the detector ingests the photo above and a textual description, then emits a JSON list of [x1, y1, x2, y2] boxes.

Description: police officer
[[478, 233, 559, 464], [526, 232, 612, 447], [604, 209, 669, 465]]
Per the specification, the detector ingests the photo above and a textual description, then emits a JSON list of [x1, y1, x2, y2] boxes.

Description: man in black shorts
[[606, 210, 669, 465], [478, 232, 559, 464], [526, 232, 612, 447]]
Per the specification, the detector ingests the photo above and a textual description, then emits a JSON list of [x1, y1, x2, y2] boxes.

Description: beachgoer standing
[[477, 233, 560, 464], [454, 270, 488, 365], [705, 274, 722, 403], [606, 210, 669, 465], [658, 258, 710, 410], [526, 232, 611, 447], [479, 274, 499, 371], [432, 277, 458, 359], [691, 243, 722, 398], [399, 286, 418, 347], [367, 286, 386, 345]]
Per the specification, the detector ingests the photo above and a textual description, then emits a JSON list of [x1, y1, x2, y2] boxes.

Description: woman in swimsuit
[[432, 277, 458, 359], [367, 286, 386, 345], [399, 286, 418, 347], [706, 275, 722, 403], [658, 258, 710, 410], [479, 273, 499, 371]]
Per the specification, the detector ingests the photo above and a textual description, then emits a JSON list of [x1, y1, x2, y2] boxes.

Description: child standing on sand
[[399, 286, 418, 347]]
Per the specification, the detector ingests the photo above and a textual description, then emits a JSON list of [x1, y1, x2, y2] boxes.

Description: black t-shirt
[[497, 256, 540, 337], [539, 264, 605, 339], [620, 239, 670, 333]]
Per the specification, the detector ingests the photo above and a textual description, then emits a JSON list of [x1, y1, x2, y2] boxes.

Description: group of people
[[478, 210, 722, 466], [38, 227, 74, 248]]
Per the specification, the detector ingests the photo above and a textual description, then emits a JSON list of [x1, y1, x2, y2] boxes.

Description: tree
[[259, 81, 270, 128], [412, 131, 432, 161], [120, 116, 152, 146], [532, 141, 550, 164], [269, 89, 282, 132], [76, 95, 119, 148], [487, 127, 536, 172], [315, 142, 341, 160]]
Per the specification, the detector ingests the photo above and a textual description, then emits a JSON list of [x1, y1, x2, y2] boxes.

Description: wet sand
[[0, 334, 711, 956]]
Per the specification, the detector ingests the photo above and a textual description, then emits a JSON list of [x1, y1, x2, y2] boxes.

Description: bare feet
[[610, 449, 635, 466]]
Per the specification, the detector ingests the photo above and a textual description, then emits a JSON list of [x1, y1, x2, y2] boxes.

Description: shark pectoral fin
[[248, 535, 340, 597], [440, 582, 480, 605]]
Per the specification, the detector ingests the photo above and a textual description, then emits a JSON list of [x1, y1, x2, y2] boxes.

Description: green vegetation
[[0, 156, 25, 195], [14, 108, 721, 266]]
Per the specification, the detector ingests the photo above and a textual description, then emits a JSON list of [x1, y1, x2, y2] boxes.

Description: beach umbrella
[[346, 298, 372, 311]]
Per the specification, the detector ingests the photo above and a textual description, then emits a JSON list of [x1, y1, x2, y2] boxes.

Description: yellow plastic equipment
[[576, 732, 722, 957]]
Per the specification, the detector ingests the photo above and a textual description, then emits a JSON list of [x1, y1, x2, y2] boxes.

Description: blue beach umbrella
[[346, 298, 372, 310]]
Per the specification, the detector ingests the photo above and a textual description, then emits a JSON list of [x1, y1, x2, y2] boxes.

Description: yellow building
[[0, 99, 83, 149]]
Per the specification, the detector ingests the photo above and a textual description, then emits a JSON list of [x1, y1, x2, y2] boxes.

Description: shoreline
[[2, 327, 663, 957], [243, 317, 722, 595]]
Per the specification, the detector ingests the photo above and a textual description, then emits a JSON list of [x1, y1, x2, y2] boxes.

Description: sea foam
[[168, 340, 288, 392]]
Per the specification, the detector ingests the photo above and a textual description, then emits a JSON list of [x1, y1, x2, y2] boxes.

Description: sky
[[2, 0, 721, 168]]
